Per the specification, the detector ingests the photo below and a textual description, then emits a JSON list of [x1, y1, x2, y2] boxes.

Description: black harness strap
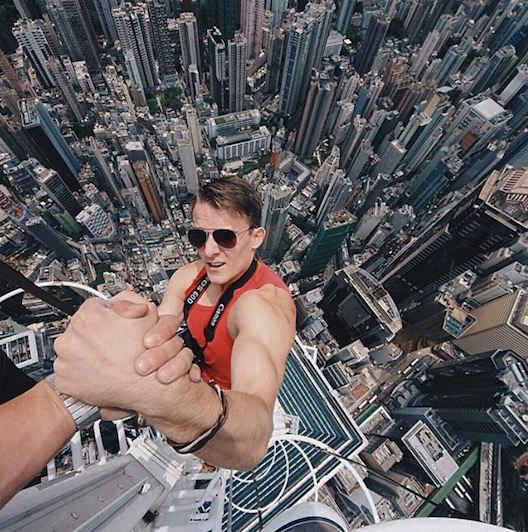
[[181, 259, 258, 367]]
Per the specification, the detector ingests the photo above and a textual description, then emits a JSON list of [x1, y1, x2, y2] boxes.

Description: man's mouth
[[207, 262, 225, 270]]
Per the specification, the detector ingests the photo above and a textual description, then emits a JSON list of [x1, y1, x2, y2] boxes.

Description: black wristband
[[0, 350, 37, 404], [170, 381, 229, 454]]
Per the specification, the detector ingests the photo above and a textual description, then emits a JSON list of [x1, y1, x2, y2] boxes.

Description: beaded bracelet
[[171, 381, 229, 454]]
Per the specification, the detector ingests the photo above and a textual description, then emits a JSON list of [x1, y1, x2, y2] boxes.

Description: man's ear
[[252, 227, 266, 249]]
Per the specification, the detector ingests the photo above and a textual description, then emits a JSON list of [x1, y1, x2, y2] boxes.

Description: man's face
[[191, 201, 265, 287]]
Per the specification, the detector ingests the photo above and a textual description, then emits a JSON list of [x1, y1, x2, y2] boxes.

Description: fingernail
[[137, 358, 152, 374], [144, 334, 158, 348]]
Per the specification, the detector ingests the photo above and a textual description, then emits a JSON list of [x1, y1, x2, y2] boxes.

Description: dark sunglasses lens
[[213, 229, 237, 248], [188, 229, 207, 248]]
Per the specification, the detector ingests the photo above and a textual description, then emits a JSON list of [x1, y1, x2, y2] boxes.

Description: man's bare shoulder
[[159, 260, 205, 313], [233, 284, 295, 322], [172, 260, 204, 285]]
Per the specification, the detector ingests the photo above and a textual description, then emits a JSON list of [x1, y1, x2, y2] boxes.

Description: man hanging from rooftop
[[53, 177, 296, 470]]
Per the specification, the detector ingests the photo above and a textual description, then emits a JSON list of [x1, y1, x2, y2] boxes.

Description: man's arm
[[53, 288, 295, 470], [143, 286, 296, 469], [0, 380, 76, 508]]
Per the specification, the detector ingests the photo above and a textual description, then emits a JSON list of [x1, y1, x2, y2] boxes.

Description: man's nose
[[203, 233, 220, 254]]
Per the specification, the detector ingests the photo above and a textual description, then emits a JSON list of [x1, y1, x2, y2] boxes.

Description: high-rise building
[[207, 27, 229, 113], [278, 2, 334, 118], [132, 159, 163, 223], [410, 30, 441, 79], [320, 266, 402, 348], [93, 0, 119, 46], [442, 93, 511, 160], [499, 64, 528, 106], [371, 139, 406, 177], [294, 72, 336, 160], [261, 181, 293, 259], [45, 0, 100, 72], [316, 169, 352, 229], [454, 290, 528, 357], [174, 123, 199, 195], [228, 32, 247, 112], [12, 19, 55, 89], [33, 164, 82, 218], [46, 58, 85, 121], [278, 20, 313, 118], [336, 0, 356, 34], [378, 166, 528, 311], [19, 99, 81, 191], [265, 27, 285, 94], [433, 44, 467, 86], [354, 14, 390, 76], [301, 210, 356, 277], [266, 0, 287, 28], [470, 45, 517, 95], [397, 350, 528, 445], [147, 0, 177, 82], [177, 12, 201, 85], [241, 0, 264, 61], [205, 0, 241, 40], [113, 3, 159, 90], [25, 216, 79, 259]]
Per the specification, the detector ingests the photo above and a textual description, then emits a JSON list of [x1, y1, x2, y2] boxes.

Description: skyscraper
[[320, 266, 402, 348], [113, 3, 159, 90], [147, 0, 177, 83], [45, 0, 100, 72], [336, 0, 356, 34], [93, 0, 119, 46], [12, 19, 55, 89], [228, 32, 247, 112], [470, 45, 518, 95], [207, 27, 229, 113], [177, 12, 202, 85], [19, 99, 81, 191], [301, 210, 356, 277], [397, 349, 528, 446], [278, 2, 334, 118], [378, 166, 528, 311], [261, 181, 293, 259], [241, 0, 264, 62], [266, 0, 288, 29], [354, 14, 390, 76], [33, 164, 82, 218], [205, 0, 241, 40], [294, 72, 336, 160], [316, 169, 352, 228]]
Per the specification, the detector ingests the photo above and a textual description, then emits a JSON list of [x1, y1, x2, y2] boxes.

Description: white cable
[[273, 434, 380, 524], [0, 281, 108, 305], [284, 438, 319, 503]]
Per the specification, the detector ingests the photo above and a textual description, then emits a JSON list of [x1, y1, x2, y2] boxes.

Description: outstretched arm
[[143, 286, 296, 469], [0, 381, 76, 508], [53, 288, 295, 470]]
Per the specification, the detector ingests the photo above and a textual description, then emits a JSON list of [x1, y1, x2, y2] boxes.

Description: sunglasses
[[187, 227, 254, 249]]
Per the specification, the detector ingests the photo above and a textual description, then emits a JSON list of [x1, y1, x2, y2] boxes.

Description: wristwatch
[[46, 374, 100, 431]]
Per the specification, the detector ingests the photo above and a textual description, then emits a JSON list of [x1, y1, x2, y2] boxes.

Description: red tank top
[[184, 261, 290, 389]]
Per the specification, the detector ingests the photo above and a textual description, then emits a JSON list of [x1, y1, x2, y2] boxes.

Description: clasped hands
[[53, 291, 201, 418]]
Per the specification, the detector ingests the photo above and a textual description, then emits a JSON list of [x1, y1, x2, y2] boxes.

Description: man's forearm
[[0, 381, 76, 508], [143, 380, 272, 470]]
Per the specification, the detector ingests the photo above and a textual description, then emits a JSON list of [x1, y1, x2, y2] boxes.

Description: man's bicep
[[229, 294, 295, 408], [230, 335, 286, 410]]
